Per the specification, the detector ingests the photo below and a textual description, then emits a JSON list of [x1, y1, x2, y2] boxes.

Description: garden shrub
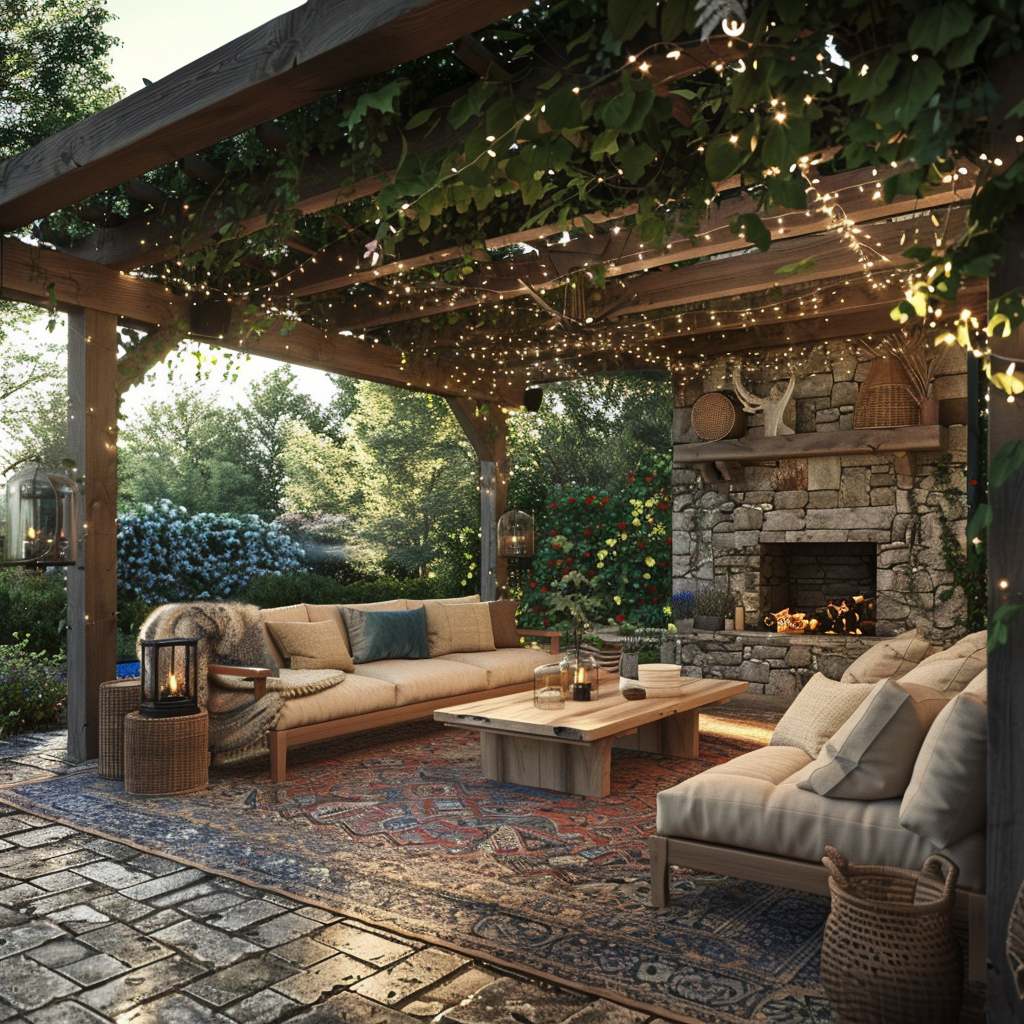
[[118, 500, 305, 604], [0, 638, 67, 736], [516, 452, 673, 635], [237, 571, 450, 608], [0, 567, 68, 656]]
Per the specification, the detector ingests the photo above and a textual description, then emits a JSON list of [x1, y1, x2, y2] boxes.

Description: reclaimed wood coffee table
[[434, 675, 747, 798]]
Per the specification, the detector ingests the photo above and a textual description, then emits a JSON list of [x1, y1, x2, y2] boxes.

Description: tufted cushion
[[770, 672, 876, 757], [341, 606, 430, 664], [265, 619, 354, 673], [798, 679, 950, 800], [840, 628, 937, 685], [423, 601, 495, 657]]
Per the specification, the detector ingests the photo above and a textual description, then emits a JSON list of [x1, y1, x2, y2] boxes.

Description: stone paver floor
[[0, 731, 673, 1024]]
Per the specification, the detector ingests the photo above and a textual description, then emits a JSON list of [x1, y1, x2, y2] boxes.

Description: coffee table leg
[[479, 733, 612, 797], [633, 709, 701, 758]]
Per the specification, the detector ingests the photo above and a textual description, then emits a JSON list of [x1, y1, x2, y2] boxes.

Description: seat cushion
[[770, 672, 876, 757], [798, 680, 950, 800], [440, 648, 555, 689], [355, 657, 490, 703], [840, 628, 937, 685], [273, 673, 398, 731], [656, 746, 985, 889], [424, 601, 495, 657]]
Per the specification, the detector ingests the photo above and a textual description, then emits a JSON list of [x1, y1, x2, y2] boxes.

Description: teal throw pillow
[[340, 606, 430, 664]]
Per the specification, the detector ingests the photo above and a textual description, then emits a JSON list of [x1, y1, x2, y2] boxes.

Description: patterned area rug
[[0, 707, 982, 1024]]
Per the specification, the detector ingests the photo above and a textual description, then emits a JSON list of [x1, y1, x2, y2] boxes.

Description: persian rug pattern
[[2, 717, 838, 1023]]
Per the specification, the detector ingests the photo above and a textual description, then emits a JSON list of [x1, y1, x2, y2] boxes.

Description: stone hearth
[[671, 343, 971, 696]]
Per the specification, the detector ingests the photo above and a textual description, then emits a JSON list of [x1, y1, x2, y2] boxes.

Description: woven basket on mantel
[[853, 356, 921, 428]]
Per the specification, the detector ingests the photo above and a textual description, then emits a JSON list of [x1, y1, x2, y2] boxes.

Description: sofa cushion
[[265, 619, 354, 673], [341, 606, 430, 664], [486, 600, 521, 649], [440, 648, 554, 689], [770, 672, 876, 757], [424, 601, 495, 657], [273, 673, 398, 731], [354, 657, 489, 703], [896, 632, 986, 694], [899, 681, 987, 848], [840, 628, 937, 685], [334, 599, 409, 650], [259, 605, 310, 670], [656, 745, 985, 890], [798, 680, 949, 800]]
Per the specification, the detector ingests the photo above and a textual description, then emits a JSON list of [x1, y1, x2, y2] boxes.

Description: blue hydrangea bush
[[118, 500, 305, 604], [0, 639, 66, 736]]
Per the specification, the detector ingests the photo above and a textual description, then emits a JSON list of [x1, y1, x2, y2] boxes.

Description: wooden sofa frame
[[212, 627, 562, 784], [649, 834, 987, 984]]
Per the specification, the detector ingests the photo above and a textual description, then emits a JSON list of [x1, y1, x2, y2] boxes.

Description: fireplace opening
[[759, 542, 877, 634]]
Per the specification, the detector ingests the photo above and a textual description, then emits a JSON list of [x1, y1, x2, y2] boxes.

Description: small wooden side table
[[98, 678, 142, 779], [123, 710, 209, 796]]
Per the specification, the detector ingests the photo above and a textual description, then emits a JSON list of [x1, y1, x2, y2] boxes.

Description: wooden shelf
[[674, 425, 945, 483]]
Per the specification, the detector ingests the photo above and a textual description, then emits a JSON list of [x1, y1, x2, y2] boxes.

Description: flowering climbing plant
[[516, 452, 673, 634]]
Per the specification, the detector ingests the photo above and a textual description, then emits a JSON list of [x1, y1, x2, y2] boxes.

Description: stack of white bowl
[[635, 663, 689, 696]]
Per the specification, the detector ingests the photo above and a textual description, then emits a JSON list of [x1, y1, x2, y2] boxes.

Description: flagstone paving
[[0, 732, 673, 1024]]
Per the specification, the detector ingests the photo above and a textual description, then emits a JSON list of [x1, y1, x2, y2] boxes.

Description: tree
[[118, 388, 258, 515]]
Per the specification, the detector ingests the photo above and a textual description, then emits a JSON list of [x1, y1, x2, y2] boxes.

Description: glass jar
[[560, 650, 599, 702], [533, 663, 564, 708]]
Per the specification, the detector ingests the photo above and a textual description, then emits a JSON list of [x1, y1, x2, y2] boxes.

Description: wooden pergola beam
[[0, 0, 528, 232], [0, 235, 186, 328]]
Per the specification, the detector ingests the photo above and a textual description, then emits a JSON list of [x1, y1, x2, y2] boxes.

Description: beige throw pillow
[[770, 672, 876, 757], [798, 679, 950, 800], [424, 601, 495, 657], [899, 688, 987, 847], [895, 630, 987, 694], [840, 628, 936, 685], [266, 619, 354, 673]]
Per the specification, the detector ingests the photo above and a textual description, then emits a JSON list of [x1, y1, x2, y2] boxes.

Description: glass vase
[[560, 650, 599, 702]]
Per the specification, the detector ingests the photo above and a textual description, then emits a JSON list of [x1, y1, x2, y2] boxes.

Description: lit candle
[[166, 672, 178, 696]]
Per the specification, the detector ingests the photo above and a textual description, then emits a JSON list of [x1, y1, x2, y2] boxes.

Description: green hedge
[[0, 639, 66, 736], [236, 572, 458, 609], [0, 568, 68, 656]]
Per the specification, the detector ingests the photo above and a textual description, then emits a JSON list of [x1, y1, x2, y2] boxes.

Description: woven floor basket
[[820, 846, 962, 1024], [98, 678, 142, 779], [691, 391, 746, 441], [853, 356, 921, 428], [124, 710, 209, 796]]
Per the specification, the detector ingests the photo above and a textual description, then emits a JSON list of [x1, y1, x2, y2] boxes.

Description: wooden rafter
[[0, 0, 530, 231]]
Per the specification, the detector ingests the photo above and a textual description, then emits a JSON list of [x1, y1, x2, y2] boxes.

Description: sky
[[22, 0, 337, 423]]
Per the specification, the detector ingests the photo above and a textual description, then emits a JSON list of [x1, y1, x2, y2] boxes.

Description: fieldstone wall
[[672, 343, 971, 696]]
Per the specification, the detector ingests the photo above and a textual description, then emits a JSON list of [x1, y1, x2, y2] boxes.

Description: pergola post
[[66, 308, 119, 762], [447, 398, 508, 601]]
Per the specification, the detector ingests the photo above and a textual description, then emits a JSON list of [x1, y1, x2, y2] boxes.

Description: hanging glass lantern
[[139, 638, 199, 717], [3, 465, 78, 566], [497, 508, 535, 558], [560, 649, 600, 702]]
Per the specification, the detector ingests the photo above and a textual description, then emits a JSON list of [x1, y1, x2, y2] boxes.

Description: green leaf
[[883, 168, 928, 201], [600, 78, 636, 130], [775, 0, 805, 23], [766, 174, 809, 210], [660, 4, 687, 41], [988, 603, 1022, 652], [908, 2, 975, 54], [945, 14, 994, 68], [590, 128, 620, 159], [966, 503, 992, 545], [617, 141, 656, 181], [543, 88, 584, 131], [608, 0, 656, 41], [776, 256, 817, 276], [730, 212, 771, 252], [868, 57, 944, 128], [404, 107, 435, 131], [839, 52, 900, 104], [347, 79, 406, 130], [618, 84, 656, 134], [705, 133, 746, 183], [991, 439, 1024, 488]]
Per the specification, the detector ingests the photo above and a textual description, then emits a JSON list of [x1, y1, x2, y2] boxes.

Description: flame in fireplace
[[767, 596, 873, 635]]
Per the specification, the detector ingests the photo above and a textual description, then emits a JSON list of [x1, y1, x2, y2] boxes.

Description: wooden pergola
[[0, 3, 1020, 1016]]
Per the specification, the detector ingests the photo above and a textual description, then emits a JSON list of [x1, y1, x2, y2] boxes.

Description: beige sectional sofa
[[252, 597, 560, 783], [649, 629, 989, 982]]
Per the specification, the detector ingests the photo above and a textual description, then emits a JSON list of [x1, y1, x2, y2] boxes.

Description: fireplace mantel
[[674, 424, 945, 483]]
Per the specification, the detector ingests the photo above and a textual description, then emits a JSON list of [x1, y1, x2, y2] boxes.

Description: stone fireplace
[[669, 343, 971, 696]]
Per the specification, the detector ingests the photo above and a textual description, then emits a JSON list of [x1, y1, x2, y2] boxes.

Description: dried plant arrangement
[[858, 323, 954, 406]]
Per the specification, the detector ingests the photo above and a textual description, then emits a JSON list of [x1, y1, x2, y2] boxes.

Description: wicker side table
[[123, 710, 209, 796], [98, 678, 142, 779]]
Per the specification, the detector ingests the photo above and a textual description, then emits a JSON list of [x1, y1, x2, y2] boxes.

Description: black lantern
[[3, 465, 78, 566], [140, 638, 199, 717], [497, 508, 535, 558]]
